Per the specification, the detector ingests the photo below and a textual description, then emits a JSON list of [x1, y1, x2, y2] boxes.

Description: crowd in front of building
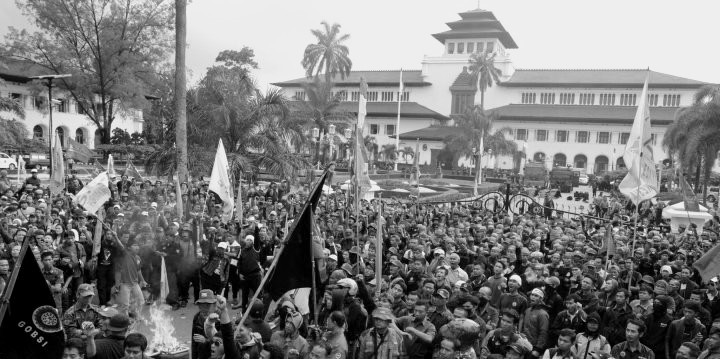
[[1, 166, 720, 359]]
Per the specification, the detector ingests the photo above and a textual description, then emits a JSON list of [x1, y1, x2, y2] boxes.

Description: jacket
[[666, 318, 706, 359], [550, 310, 587, 344], [574, 333, 611, 359], [522, 303, 550, 352]]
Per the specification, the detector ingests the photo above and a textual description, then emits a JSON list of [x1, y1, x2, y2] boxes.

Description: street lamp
[[30, 74, 72, 175], [344, 128, 352, 160]]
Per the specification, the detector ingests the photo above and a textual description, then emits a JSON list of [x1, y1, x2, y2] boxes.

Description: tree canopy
[[302, 21, 352, 82], [3, 0, 174, 144]]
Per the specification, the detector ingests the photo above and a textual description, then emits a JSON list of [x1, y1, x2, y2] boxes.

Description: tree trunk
[[474, 128, 484, 196], [703, 151, 712, 205], [694, 154, 702, 194], [174, 0, 189, 182]]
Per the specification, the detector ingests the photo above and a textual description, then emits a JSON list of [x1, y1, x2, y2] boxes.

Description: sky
[[1, 0, 719, 89]]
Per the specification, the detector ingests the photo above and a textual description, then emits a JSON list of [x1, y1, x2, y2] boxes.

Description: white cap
[[245, 235, 255, 241], [217, 242, 229, 249], [509, 274, 523, 286], [328, 254, 338, 261], [248, 216, 256, 221], [150, 202, 158, 208]]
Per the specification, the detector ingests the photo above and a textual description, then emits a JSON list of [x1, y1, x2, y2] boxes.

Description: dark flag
[[266, 170, 328, 300], [0, 240, 65, 359]]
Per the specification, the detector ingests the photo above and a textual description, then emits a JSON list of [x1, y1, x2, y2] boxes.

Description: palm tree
[[445, 105, 515, 194], [381, 144, 397, 165], [663, 85, 720, 203], [293, 77, 353, 164], [468, 51, 502, 110], [174, 0, 189, 182], [399, 146, 414, 164], [301, 21, 352, 82]]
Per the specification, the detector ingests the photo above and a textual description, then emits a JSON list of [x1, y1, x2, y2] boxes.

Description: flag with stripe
[[618, 71, 658, 203]]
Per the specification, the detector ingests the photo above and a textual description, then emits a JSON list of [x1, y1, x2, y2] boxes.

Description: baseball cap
[[107, 314, 130, 331], [30, 169, 38, 173], [328, 254, 338, 262], [77, 283, 94, 297], [98, 307, 119, 318], [195, 289, 217, 304], [433, 288, 450, 299], [371, 307, 394, 321]]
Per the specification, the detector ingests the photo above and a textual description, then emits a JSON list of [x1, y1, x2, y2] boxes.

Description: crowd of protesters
[[3, 166, 720, 359]]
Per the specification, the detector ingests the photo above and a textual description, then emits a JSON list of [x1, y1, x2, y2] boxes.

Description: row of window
[[447, 41, 495, 55], [293, 91, 411, 103], [519, 92, 681, 107], [368, 124, 395, 136], [514, 129, 659, 145], [4, 92, 107, 116], [32, 125, 87, 145]]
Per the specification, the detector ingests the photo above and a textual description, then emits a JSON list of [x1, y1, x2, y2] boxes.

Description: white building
[[278, 8, 710, 174], [0, 59, 144, 151]]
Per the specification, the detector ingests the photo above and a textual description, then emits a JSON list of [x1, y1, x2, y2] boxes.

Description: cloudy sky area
[[1, 0, 719, 89]]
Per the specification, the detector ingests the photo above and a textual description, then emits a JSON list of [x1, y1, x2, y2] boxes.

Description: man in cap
[[427, 289, 453, 331], [500, 275, 528, 327], [63, 283, 100, 339], [24, 168, 41, 187], [522, 288, 550, 358], [574, 312, 611, 359], [85, 313, 131, 359], [191, 289, 217, 359], [96, 307, 120, 339], [358, 307, 406, 359], [481, 309, 532, 359], [550, 294, 587, 345]]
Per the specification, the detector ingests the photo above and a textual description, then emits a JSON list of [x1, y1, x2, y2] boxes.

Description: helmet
[[336, 278, 358, 296]]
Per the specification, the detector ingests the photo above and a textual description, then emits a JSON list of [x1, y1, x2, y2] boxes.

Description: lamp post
[[312, 127, 320, 168], [30, 74, 71, 175], [328, 124, 336, 161], [344, 128, 352, 160]]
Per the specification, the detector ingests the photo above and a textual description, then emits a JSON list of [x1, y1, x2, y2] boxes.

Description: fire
[[146, 304, 186, 354]]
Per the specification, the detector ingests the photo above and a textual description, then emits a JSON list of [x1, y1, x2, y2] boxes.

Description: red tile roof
[[289, 101, 449, 121], [273, 70, 429, 88], [503, 69, 708, 88], [0, 57, 48, 82], [394, 125, 463, 141], [491, 104, 680, 125]]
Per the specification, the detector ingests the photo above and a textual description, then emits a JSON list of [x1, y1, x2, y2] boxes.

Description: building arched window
[[33, 125, 43, 140], [595, 155, 609, 173], [56, 127, 65, 147], [75, 128, 85, 144], [553, 153, 567, 167], [574, 154, 587, 169]]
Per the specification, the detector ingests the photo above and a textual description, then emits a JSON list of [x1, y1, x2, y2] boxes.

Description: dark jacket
[[641, 312, 672, 359], [522, 303, 550, 352], [550, 310, 587, 345], [666, 318, 706, 359]]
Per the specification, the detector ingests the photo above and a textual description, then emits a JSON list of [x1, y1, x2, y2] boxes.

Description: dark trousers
[[226, 266, 241, 300], [178, 266, 201, 302], [200, 272, 223, 295], [240, 272, 262, 312], [97, 265, 115, 306]]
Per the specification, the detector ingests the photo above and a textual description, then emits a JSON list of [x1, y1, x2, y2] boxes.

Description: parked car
[[0, 152, 17, 170], [578, 173, 589, 185]]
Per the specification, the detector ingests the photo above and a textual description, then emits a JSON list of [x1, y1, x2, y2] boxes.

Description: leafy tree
[[468, 51, 502, 110], [110, 128, 132, 145], [381, 144, 397, 164], [3, 0, 174, 144], [301, 21, 352, 82]]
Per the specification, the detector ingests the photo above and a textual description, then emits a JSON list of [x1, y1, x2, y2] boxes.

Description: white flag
[[107, 154, 116, 178], [208, 139, 234, 222], [75, 171, 112, 214], [619, 72, 658, 203], [357, 78, 368, 130], [49, 132, 65, 195]]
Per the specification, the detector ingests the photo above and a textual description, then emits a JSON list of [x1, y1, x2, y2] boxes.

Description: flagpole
[[0, 236, 32, 326], [236, 168, 329, 328], [310, 214, 319, 325], [394, 69, 403, 172], [628, 185, 641, 292], [375, 199, 383, 296]]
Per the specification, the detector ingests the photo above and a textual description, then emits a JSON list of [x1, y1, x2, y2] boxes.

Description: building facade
[[278, 8, 709, 174], [0, 60, 144, 151]]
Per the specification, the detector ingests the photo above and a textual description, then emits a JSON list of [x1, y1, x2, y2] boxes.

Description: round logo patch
[[32, 305, 63, 333]]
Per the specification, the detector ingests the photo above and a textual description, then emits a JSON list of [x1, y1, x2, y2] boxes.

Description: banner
[[618, 72, 658, 203], [75, 171, 112, 214], [208, 139, 234, 222], [49, 132, 65, 196], [0, 240, 65, 359]]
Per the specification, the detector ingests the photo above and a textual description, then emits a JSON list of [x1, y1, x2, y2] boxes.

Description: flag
[[65, 137, 93, 163], [75, 171, 112, 214], [619, 72, 658, 203], [680, 174, 700, 212], [175, 175, 184, 220], [17, 156, 25, 174], [0, 240, 65, 359], [49, 132, 65, 196], [266, 170, 328, 300], [208, 139, 234, 222], [107, 154, 116, 178], [599, 225, 616, 257], [235, 179, 244, 223], [398, 69, 404, 94], [354, 77, 372, 189], [92, 160, 105, 176], [124, 161, 143, 182], [694, 243, 720, 282]]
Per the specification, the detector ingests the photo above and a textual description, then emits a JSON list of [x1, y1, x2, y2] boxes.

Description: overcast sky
[[2, 0, 719, 89]]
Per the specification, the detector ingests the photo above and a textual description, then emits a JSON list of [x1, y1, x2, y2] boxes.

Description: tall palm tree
[[663, 85, 720, 202], [302, 21, 352, 82], [468, 51, 502, 110], [445, 105, 515, 194], [399, 146, 414, 164], [174, 0, 189, 182]]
